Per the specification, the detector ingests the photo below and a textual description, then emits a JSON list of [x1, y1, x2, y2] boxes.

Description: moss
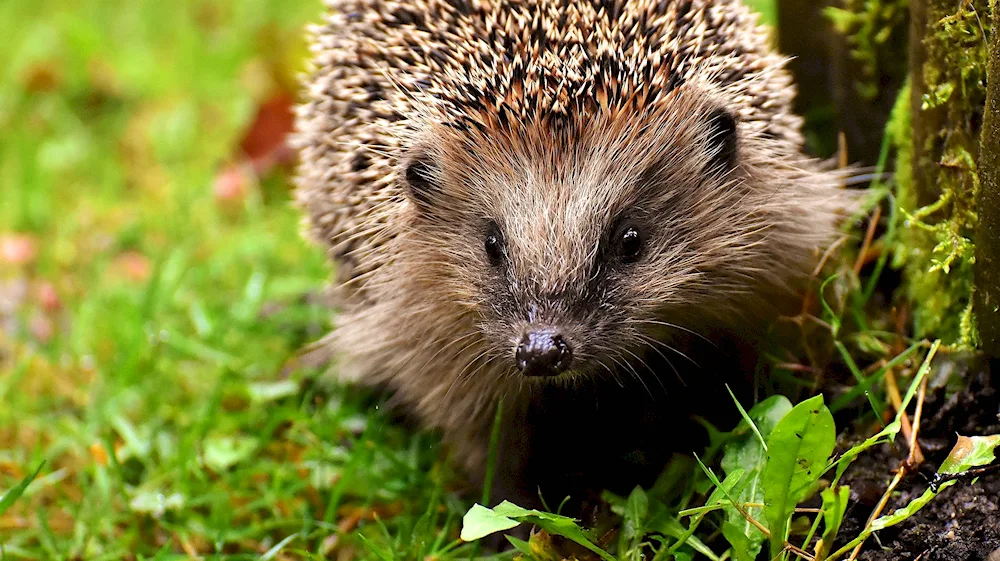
[[894, 0, 991, 346]]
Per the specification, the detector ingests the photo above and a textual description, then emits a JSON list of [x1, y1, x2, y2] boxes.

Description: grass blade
[[0, 462, 45, 516]]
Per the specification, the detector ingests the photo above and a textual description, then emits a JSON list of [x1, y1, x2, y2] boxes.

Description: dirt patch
[[836, 355, 1000, 560]]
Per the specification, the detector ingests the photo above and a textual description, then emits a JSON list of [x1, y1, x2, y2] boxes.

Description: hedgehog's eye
[[484, 223, 505, 265], [616, 223, 643, 262]]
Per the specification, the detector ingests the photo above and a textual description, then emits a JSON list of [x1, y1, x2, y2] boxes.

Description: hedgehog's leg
[[461, 404, 542, 550], [440, 394, 546, 510]]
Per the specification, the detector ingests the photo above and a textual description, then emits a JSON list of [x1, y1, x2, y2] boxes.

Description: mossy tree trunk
[[780, 0, 997, 353], [903, 0, 989, 346], [978, 0, 1000, 358]]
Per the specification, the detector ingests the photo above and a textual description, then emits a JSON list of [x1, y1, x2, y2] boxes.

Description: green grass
[[0, 1, 478, 558]]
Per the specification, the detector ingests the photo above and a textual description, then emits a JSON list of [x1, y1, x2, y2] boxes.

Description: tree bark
[[908, 0, 937, 208], [977, 0, 1000, 358], [901, 0, 988, 343]]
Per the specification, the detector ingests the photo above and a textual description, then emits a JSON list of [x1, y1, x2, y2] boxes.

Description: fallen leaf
[[90, 442, 109, 466], [111, 251, 151, 282], [36, 282, 61, 311], [939, 434, 1000, 474], [22, 61, 62, 93], [0, 234, 38, 266], [212, 163, 256, 206], [239, 92, 296, 175]]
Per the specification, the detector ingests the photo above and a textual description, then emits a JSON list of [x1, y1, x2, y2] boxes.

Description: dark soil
[[835, 354, 1000, 560]]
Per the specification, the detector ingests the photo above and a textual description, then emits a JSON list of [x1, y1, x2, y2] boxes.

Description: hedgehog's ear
[[401, 150, 443, 211], [704, 108, 738, 173]]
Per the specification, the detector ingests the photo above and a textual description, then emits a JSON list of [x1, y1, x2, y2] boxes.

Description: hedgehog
[[295, 0, 854, 510]]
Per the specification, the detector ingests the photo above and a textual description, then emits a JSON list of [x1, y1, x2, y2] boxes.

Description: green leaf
[[505, 535, 536, 559], [490, 501, 616, 561], [672, 457, 745, 561], [0, 462, 44, 516], [762, 395, 836, 560], [720, 395, 792, 559], [721, 522, 754, 561], [818, 485, 850, 559], [201, 435, 258, 471], [658, 517, 723, 561], [247, 380, 300, 403], [461, 501, 615, 561], [619, 486, 648, 561], [128, 490, 185, 517], [868, 488, 936, 531], [938, 435, 1000, 473], [460, 503, 519, 541], [357, 534, 393, 561], [829, 419, 902, 484]]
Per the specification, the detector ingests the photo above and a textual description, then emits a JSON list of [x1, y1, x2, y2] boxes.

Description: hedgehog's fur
[[296, 0, 854, 508]]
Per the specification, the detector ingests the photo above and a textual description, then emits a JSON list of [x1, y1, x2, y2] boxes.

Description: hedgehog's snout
[[515, 328, 573, 377]]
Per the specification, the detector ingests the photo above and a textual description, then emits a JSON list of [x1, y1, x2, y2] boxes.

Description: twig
[[846, 468, 906, 561], [774, 363, 822, 374], [906, 375, 928, 468], [838, 131, 849, 171], [853, 205, 883, 275], [811, 235, 850, 279], [883, 365, 914, 448], [785, 542, 817, 561]]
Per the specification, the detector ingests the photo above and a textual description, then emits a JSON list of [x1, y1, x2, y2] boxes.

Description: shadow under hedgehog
[[294, 0, 855, 513]]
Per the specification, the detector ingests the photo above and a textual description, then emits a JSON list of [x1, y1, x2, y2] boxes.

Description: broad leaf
[[461, 501, 616, 561], [762, 395, 836, 559], [460, 503, 518, 541], [938, 435, 1000, 473]]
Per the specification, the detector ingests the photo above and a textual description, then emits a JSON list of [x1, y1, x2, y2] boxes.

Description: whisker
[[632, 319, 717, 348], [617, 345, 665, 395], [634, 332, 701, 370], [633, 333, 686, 388]]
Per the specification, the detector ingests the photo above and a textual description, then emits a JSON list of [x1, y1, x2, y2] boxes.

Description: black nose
[[515, 329, 573, 377]]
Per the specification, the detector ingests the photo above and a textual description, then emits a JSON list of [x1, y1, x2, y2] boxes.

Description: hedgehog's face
[[399, 95, 810, 383]]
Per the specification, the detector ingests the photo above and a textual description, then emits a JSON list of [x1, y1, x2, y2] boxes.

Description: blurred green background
[[0, 0, 774, 558]]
